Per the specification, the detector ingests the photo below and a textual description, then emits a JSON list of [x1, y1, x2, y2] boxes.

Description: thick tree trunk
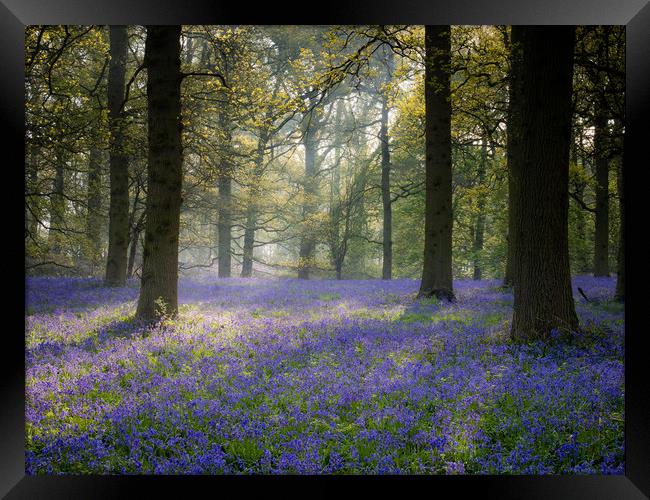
[[217, 174, 232, 278], [472, 139, 487, 281], [380, 90, 392, 280], [509, 26, 579, 340], [593, 96, 610, 276], [418, 25, 454, 301], [298, 108, 318, 279], [105, 25, 130, 286], [136, 25, 183, 321], [86, 140, 103, 271]]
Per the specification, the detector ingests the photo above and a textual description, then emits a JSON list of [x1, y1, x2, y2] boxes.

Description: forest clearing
[[25, 276, 623, 474]]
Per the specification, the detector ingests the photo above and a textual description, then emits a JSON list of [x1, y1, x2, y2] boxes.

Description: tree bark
[[418, 25, 454, 301], [380, 46, 394, 280], [472, 139, 487, 280], [105, 25, 130, 286], [380, 95, 392, 280], [615, 152, 624, 301], [136, 25, 183, 321], [509, 26, 579, 340]]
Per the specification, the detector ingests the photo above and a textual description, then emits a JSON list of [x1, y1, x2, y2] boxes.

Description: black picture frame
[[4, 1, 649, 497]]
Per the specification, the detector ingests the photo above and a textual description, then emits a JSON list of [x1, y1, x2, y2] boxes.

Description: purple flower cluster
[[25, 275, 624, 474]]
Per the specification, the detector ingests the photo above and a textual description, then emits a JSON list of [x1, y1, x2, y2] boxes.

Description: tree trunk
[[380, 46, 394, 280], [574, 181, 589, 272], [570, 126, 591, 274], [241, 128, 268, 277], [217, 174, 232, 278], [126, 188, 144, 279], [105, 25, 130, 286], [86, 139, 103, 272], [418, 25, 454, 301], [472, 139, 487, 280], [136, 25, 183, 321], [241, 206, 256, 278], [503, 36, 518, 289], [503, 234, 513, 286], [593, 94, 610, 276], [380, 94, 392, 280], [298, 105, 318, 279], [48, 149, 66, 254], [215, 97, 234, 279], [126, 232, 139, 279], [509, 26, 579, 340], [615, 153, 624, 301], [327, 100, 345, 279], [27, 144, 40, 240]]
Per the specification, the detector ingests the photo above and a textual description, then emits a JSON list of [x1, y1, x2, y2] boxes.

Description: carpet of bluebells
[[25, 276, 624, 475]]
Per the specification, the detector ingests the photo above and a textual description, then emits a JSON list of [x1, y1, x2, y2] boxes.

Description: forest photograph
[[24, 24, 625, 475]]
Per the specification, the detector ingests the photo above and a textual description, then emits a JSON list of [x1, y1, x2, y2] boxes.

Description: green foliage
[[25, 25, 624, 280]]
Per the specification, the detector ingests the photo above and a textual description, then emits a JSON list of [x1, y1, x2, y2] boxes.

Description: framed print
[[3, 0, 649, 497]]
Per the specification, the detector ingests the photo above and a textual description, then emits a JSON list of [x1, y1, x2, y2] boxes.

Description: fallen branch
[[26, 260, 74, 270], [577, 287, 591, 303]]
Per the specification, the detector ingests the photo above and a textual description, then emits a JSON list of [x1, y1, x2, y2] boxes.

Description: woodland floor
[[25, 276, 624, 474]]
